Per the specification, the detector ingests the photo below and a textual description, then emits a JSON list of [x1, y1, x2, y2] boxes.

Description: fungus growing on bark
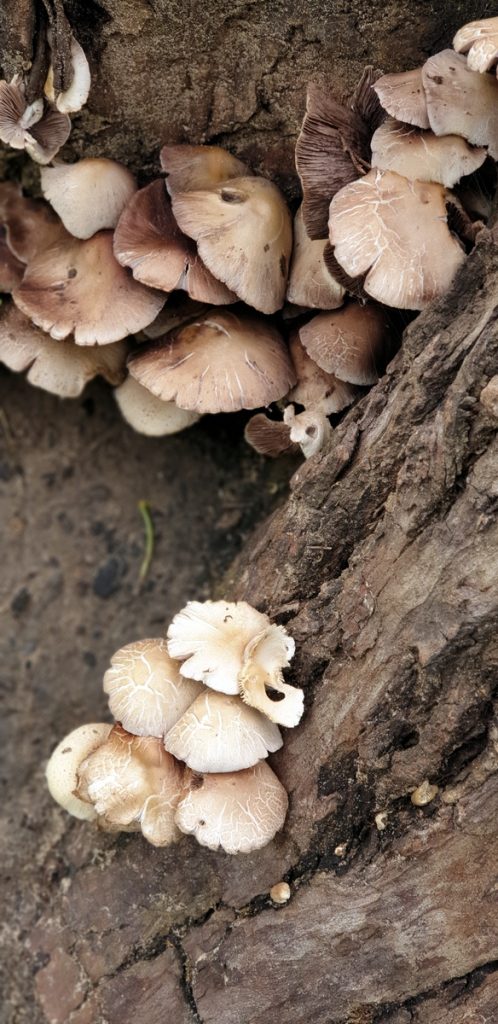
[[161, 143, 250, 194], [286, 207, 345, 309], [289, 332, 360, 412], [244, 414, 298, 458], [298, 302, 392, 385], [371, 118, 487, 187], [453, 17, 498, 75], [270, 881, 291, 904], [0, 78, 71, 163], [40, 159, 137, 239], [281, 404, 332, 461], [44, 34, 91, 113], [422, 51, 498, 159], [373, 68, 430, 129], [114, 377, 201, 436], [238, 630, 304, 728], [46, 723, 112, 820]]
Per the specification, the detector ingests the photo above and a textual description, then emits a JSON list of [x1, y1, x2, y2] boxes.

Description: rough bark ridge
[[1, 2, 498, 1022]]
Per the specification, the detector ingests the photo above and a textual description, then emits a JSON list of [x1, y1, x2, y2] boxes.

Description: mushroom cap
[[13, 230, 165, 344], [113, 180, 236, 303], [164, 690, 282, 773], [45, 35, 91, 113], [0, 303, 127, 397], [127, 309, 296, 414], [175, 762, 288, 854], [422, 50, 498, 159], [298, 302, 392, 386], [239, 633, 304, 728], [0, 80, 71, 163], [373, 68, 430, 129], [288, 331, 360, 412], [114, 376, 201, 436], [0, 232, 24, 291], [103, 637, 203, 737], [283, 405, 332, 460], [371, 117, 487, 188], [167, 600, 295, 695], [46, 723, 112, 820], [40, 159, 137, 239], [453, 17, 498, 74], [0, 189, 64, 264], [328, 169, 465, 310], [160, 143, 250, 194], [171, 176, 292, 314], [286, 207, 345, 310], [244, 413, 297, 458]]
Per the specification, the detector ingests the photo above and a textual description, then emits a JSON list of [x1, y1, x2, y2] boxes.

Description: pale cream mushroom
[[0, 303, 127, 397], [371, 118, 487, 188], [328, 169, 465, 310], [113, 180, 235, 303], [282, 404, 332, 460], [13, 230, 164, 344], [167, 599, 295, 696], [373, 68, 430, 129], [298, 302, 392, 385], [453, 17, 498, 75], [170, 177, 292, 314], [175, 761, 288, 854], [44, 34, 91, 113], [114, 377, 201, 437], [422, 50, 498, 159], [46, 723, 112, 820], [0, 78, 71, 164], [103, 637, 202, 737], [40, 159, 137, 239], [287, 207, 345, 309], [239, 630, 304, 728], [128, 309, 296, 414], [289, 331, 360, 412], [164, 690, 282, 772], [160, 143, 249, 195]]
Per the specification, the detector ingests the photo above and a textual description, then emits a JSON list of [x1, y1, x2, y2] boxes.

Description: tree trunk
[[1, 3, 497, 1023]]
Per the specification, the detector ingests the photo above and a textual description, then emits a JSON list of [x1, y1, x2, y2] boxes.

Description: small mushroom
[[40, 159, 137, 239], [328, 170, 465, 310], [422, 50, 498, 159], [114, 377, 201, 437], [244, 414, 297, 458], [282, 404, 332, 461], [238, 630, 304, 728], [289, 331, 360, 412], [270, 881, 291, 904], [127, 309, 296, 414], [46, 723, 112, 820], [103, 637, 203, 737], [298, 302, 392, 385], [175, 762, 288, 854], [373, 68, 430, 129], [286, 207, 345, 310], [0, 77, 71, 163], [164, 690, 282, 772], [44, 34, 91, 113], [453, 17, 498, 75], [170, 177, 292, 314], [160, 143, 249, 195], [371, 118, 486, 188]]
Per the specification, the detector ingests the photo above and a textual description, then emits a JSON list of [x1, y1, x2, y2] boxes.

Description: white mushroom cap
[[171, 176, 292, 314], [239, 631, 304, 728], [453, 17, 498, 74], [103, 637, 203, 737], [175, 762, 288, 854], [164, 690, 282, 772], [160, 143, 250, 194], [114, 377, 201, 437], [46, 723, 112, 820], [328, 169, 465, 310], [286, 207, 345, 310], [167, 600, 295, 695], [371, 118, 487, 188], [373, 68, 430, 129], [288, 332, 359, 413], [422, 50, 498, 159], [40, 159, 137, 239], [283, 404, 332, 460], [45, 35, 91, 113]]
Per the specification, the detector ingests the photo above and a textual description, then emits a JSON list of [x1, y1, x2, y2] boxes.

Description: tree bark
[[1, 3, 497, 1023]]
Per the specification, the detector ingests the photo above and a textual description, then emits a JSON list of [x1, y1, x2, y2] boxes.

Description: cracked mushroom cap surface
[[114, 376, 201, 437], [46, 723, 113, 820], [373, 68, 430, 129], [127, 309, 296, 414], [41, 159, 137, 239], [328, 169, 465, 310], [175, 762, 289, 854], [161, 143, 250, 194], [422, 50, 498, 159], [453, 17, 498, 74], [371, 118, 487, 188], [298, 302, 392, 385], [167, 600, 295, 695], [13, 229, 165, 344], [289, 331, 360, 413], [103, 637, 203, 737], [164, 690, 282, 773], [287, 207, 345, 310], [171, 176, 292, 314]]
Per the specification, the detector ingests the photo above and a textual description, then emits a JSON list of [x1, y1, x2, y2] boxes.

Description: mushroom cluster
[[46, 600, 303, 854], [1, 15, 496, 458]]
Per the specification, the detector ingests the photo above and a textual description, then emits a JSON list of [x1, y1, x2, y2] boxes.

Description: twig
[[137, 500, 154, 587]]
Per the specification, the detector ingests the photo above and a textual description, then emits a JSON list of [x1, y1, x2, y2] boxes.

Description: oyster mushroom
[[298, 302, 392, 385], [453, 16, 498, 75], [40, 159, 137, 239], [371, 118, 486, 187], [422, 50, 498, 159], [244, 414, 298, 459], [373, 68, 430, 129], [161, 143, 250, 194], [283, 404, 332, 461], [0, 77, 70, 163], [287, 207, 345, 310], [114, 377, 201, 437], [46, 723, 112, 820], [238, 630, 304, 728], [289, 331, 360, 411]]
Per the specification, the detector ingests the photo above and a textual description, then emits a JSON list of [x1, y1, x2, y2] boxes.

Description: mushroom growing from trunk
[[40, 159, 137, 239], [373, 68, 430, 129], [0, 78, 71, 164], [282, 405, 332, 460], [114, 377, 201, 437], [298, 301, 393, 385], [370, 118, 487, 188], [46, 723, 113, 820], [44, 33, 91, 113], [161, 143, 250, 194], [422, 50, 498, 159], [453, 17, 498, 75], [287, 207, 345, 310]]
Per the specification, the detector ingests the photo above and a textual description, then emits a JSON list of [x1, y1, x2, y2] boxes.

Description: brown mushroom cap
[[0, 303, 127, 397], [128, 309, 296, 414], [171, 177, 292, 314], [13, 230, 165, 345], [0, 188, 65, 264], [160, 143, 249, 194], [298, 302, 392, 385], [289, 331, 360, 411], [286, 207, 345, 310], [113, 180, 236, 303], [40, 159, 137, 239], [24, 104, 72, 165], [453, 17, 498, 74], [371, 118, 487, 188], [115, 377, 201, 437], [328, 169, 465, 310], [373, 68, 430, 129], [175, 762, 288, 854], [0, 232, 24, 292], [422, 50, 498, 159]]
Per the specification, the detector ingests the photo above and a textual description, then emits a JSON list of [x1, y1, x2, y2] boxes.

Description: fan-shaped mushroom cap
[[128, 309, 296, 414], [288, 332, 359, 412], [0, 189, 64, 264], [44, 35, 91, 113], [373, 68, 429, 129], [160, 144, 249, 195], [283, 405, 331, 459], [371, 118, 486, 187], [287, 207, 345, 310], [113, 180, 235, 303], [453, 17, 498, 74], [41, 159, 137, 239], [328, 169, 465, 310], [239, 631, 304, 728], [299, 302, 391, 385], [0, 79, 70, 163], [0, 303, 127, 396], [114, 377, 201, 436], [171, 177, 292, 314], [422, 50, 498, 159], [175, 762, 288, 854], [103, 637, 202, 737], [13, 230, 164, 344], [46, 723, 112, 820], [167, 600, 295, 696], [244, 413, 297, 458], [164, 690, 282, 773]]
